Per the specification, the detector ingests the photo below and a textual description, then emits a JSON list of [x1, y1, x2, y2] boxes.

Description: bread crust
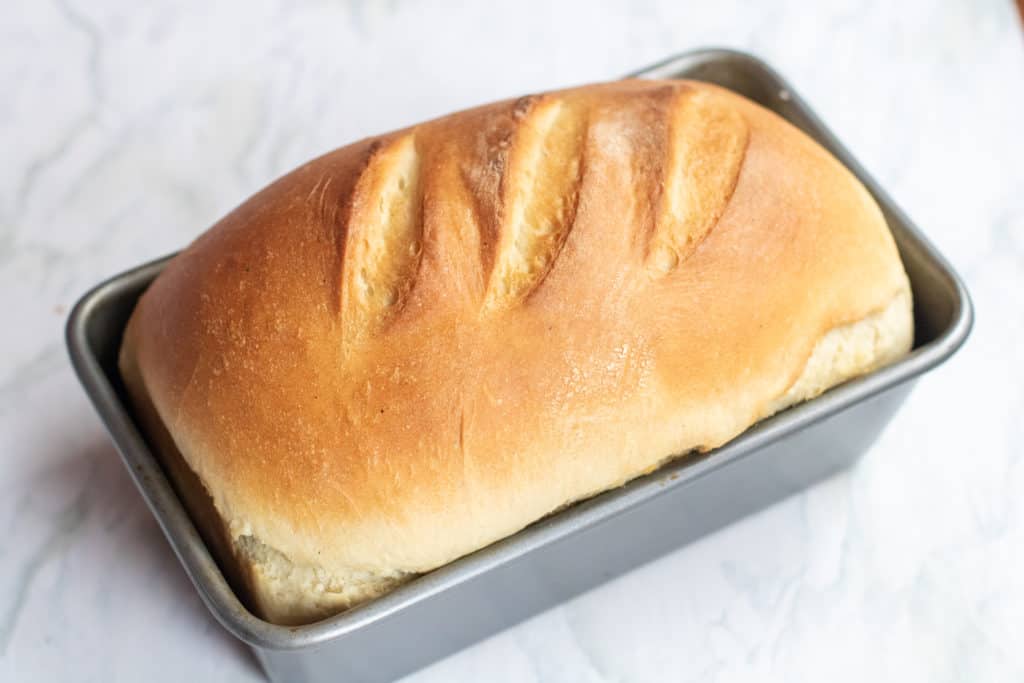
[[119, 79, 912, 625]]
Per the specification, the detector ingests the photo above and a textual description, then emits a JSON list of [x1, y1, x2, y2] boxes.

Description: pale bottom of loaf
[[156, 290, 909, 626], [125, 375, 410, 625]]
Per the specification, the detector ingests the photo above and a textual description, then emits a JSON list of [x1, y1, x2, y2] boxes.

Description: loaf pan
[[67, 48, 972, 683]]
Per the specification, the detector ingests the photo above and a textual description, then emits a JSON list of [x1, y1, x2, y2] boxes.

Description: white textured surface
[[2, 1, 1022, 681]]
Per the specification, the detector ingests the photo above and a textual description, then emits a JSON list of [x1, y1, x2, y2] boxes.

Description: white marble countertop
[[3, 1, 1022, 681]]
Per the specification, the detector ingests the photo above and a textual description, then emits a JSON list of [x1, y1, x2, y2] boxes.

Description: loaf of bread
[[119, 79, 912, 625]]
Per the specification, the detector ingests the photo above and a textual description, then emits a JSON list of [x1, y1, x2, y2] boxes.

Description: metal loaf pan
[[67, 48, 972, 683]]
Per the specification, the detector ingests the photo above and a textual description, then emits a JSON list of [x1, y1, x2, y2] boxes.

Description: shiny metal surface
[[67, 48, 972, 683]]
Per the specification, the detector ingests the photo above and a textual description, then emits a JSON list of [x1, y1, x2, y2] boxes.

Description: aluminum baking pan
[[67, 47, 973, 683]]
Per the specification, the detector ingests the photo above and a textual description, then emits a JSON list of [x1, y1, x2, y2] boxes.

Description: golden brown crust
[[119, 79, 912, 624]]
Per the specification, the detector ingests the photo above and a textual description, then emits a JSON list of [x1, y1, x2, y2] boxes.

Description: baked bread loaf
[[119, 79, 913, 625]]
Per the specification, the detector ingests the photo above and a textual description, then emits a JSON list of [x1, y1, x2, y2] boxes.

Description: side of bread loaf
[[119, 79, 913, 625]]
